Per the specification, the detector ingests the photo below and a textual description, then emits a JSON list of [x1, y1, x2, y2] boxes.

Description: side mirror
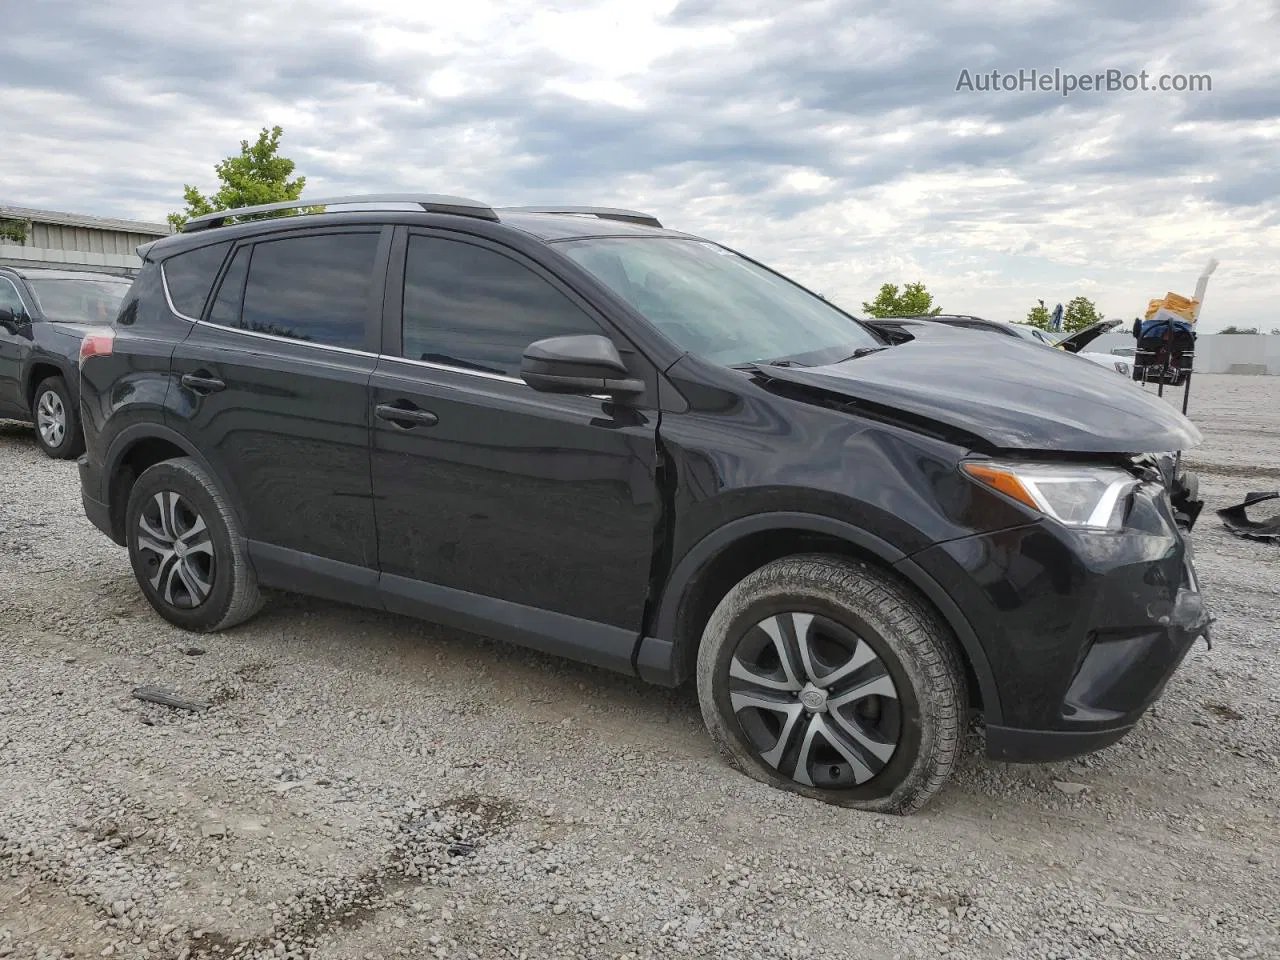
[[520, 334, 645, 400], [0, 306, 24, 333]]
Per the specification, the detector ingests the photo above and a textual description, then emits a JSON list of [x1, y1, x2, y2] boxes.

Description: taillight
[[79, 331, 115, 367]]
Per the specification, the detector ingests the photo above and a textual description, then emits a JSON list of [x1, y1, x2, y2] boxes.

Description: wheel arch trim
[[101, 424, 247, 541], [23, 358, 74, 410], [639, 511, 1002, 724]]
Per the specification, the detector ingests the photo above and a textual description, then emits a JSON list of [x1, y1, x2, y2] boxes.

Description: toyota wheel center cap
[[799, 683, 828, 712]]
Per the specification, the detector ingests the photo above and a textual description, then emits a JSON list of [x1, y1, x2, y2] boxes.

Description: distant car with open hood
[[864, 313, 1131, 377]]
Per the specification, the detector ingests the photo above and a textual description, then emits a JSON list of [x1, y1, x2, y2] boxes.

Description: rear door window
[[163, 242, 231, 318], [238, 233, 380, 348]]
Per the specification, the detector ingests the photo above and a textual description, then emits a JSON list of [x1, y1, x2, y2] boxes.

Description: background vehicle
[[867, 314, 1132, 377], [77, 196, 1209, 814], [0, 266, 130, 458]]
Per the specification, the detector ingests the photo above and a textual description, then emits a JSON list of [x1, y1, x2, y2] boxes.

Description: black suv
[[0, 266, 131, 457], [78, 195, 1210, 813]]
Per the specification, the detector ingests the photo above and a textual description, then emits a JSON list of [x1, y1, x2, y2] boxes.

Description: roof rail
[[179, 194, 499, 233], [501, 206, 663, 228]]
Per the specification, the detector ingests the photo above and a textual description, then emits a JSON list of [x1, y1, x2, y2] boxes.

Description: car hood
[[757, 336, 1201, 454], [1055, 318, 1123, 353]]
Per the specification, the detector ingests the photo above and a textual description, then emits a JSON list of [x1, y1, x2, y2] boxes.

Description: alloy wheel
[[136, 491, 216, 609], [36, 389, 65, 449], [727, 611, 901, 789]]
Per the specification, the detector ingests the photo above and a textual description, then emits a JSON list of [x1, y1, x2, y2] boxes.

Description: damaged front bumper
[[910, 478, 1212, 765], [985, 582, 1211, 763]]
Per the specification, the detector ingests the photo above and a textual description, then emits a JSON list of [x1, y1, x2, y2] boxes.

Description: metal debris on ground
[[130, 686, 210, 712], [1217, 491, 1280, 543]]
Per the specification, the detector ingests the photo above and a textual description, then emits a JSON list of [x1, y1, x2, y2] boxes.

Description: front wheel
[[696, 555, 967, 815]]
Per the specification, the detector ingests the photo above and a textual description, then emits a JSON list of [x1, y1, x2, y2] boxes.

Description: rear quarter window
[[162, 241, 232, 318]]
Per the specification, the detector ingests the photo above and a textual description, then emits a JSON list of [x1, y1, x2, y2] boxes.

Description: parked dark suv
[[0, 266, 131, 457], [78, 195, 1210, 813]]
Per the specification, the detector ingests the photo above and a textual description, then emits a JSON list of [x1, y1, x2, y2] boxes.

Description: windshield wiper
[[833, 346, 888, 363], [739, 348, 884, 371], [730, 358, 808, 371]]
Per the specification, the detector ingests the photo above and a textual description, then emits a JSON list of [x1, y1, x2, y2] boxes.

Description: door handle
[[375, 403, 438, 428], [181, 373, 225, 394]]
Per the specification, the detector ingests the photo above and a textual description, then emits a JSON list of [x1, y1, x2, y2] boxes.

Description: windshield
[[26, 278, 130, 324], [559, 237, 882, 366]]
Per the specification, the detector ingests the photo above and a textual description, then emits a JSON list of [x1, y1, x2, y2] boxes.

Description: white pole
[[1191, 258, 1219, 322]]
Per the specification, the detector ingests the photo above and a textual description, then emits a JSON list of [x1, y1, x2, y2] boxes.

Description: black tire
[[1178, 469, 1199, 504], [31, 375, 84, 460], [125, 457, 262, 632], [696, 554, 967, 815]]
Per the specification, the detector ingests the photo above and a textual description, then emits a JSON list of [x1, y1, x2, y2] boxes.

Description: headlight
[[962, 460, 1140, 531], [1114, 361, 1130, 376]]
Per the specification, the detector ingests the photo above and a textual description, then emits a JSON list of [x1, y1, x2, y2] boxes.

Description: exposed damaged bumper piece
[[910, 476, 1211, 766], [987, 586, 1211, 763], [1217, 491, 1280, 543], [1139, 453, 1204, 532], [1169, 469, 1204, 532]]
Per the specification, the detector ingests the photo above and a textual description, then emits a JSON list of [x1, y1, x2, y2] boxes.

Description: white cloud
[[1, 0, 1276, 330]]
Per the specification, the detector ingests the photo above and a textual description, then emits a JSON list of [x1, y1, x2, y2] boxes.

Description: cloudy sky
[[3, 0, 1278, 330]]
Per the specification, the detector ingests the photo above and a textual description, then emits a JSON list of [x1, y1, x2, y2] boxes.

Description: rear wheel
[[125, 457, 262, 632], [32, 376, 84, 460], [696, 555, 967, 815]]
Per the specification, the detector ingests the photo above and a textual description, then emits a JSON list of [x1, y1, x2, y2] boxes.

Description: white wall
[[0, 243, 141, 272], [1088, 332, 1280, 375]]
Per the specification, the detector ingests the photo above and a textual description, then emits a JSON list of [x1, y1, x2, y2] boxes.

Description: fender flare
[[637, 511, 1002, 724], [101, 423, 246, 538], [21, 354, 76, 411]]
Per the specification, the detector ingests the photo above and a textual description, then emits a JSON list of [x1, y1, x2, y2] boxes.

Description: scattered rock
[[1204, 702, 1245, 722], [1053, 781, 1089, 796], [0, 391, 1276, 960]]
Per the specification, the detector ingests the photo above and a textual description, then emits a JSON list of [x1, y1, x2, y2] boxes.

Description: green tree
[[861, 282, 942, 318], [168, 126, 307, 229], [1024, 302, 1052, 330], [1061, 295, 1104, 333], [1219, 325, 1259, 335], [0, 219, 28, 244]]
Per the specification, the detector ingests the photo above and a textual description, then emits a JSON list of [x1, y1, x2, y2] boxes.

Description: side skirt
[[246, 541, 639, 677]]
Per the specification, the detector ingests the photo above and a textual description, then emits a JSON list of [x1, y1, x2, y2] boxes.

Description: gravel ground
[[1, 373, 1277, 960]]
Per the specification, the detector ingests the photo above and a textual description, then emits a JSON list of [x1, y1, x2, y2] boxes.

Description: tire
[[32, 376, 84, 460], [125, 457, 262, 632], [696, 554, 967, 815], [1178, 469, 1199, 504]]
